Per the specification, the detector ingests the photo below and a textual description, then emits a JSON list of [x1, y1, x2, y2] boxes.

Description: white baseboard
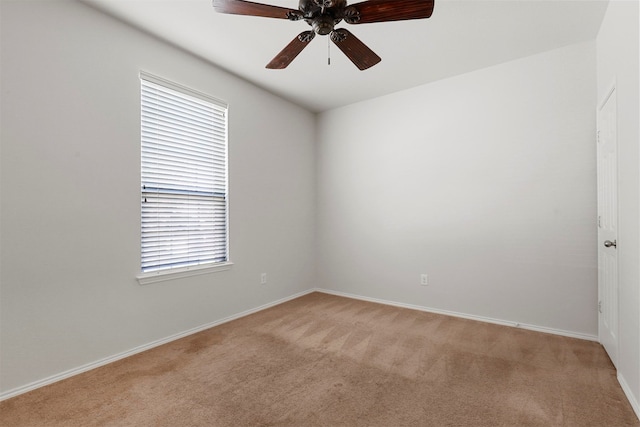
[[314, 288, 599, 342], [618, 372, 640, 421], [0, 289, 315, 402]]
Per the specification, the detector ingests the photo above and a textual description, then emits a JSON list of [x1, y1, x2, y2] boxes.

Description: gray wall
[[316, 42, 598, 337], [0, 0, 316, 394]]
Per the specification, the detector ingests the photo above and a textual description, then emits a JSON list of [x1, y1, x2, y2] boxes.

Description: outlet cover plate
[[420, 274, 428, 286]]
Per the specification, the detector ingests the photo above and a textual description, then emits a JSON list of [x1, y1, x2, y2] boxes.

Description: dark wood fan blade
[[213, 0, 299, 19], [330, 29, 381, 70], [347, 0, 434, 24], [266, 31, 315, 69]]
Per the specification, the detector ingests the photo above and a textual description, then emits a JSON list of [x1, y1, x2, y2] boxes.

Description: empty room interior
[[1, 0, 639, 425]]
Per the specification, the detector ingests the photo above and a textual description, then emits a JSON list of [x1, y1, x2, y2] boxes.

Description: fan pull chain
[[328, 36, 331, 66]]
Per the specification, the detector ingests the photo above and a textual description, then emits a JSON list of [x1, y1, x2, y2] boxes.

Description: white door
[[597, 86, 618, 367]]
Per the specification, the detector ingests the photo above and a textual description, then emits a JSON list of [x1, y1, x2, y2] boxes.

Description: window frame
[[136, 71, 232, 285]]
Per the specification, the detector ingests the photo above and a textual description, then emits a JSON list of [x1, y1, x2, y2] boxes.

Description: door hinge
[[598, 300, 603, 314], [598, 215, 601, 228]]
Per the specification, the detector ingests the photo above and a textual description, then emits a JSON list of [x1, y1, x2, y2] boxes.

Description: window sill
[[137, 262, 233, 285]]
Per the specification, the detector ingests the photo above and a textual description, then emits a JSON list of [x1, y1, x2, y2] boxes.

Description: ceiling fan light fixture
[[312, 15, 336, 35]]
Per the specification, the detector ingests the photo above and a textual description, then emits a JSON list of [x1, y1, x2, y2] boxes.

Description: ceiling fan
[[212, 0, 435, 70]]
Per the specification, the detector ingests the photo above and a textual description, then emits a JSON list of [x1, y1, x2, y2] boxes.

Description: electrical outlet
[[261, 273, 267, 285], [420, 274, 428, 286]]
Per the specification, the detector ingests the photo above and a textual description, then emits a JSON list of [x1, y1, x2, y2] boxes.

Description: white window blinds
[[140, 72, 228, 273]]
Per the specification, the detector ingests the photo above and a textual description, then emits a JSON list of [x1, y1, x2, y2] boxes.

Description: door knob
[[604, 239, 617, 248]]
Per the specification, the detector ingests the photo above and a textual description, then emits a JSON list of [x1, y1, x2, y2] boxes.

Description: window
[[138, 72, 230, 283]]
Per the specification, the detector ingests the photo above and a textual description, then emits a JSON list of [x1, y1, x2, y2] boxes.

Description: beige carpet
[[1, 292, 638, 426]]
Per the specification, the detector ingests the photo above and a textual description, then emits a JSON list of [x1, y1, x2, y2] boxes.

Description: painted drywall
[[0, 1, 316, 394], [596, 0, 640, 414], [316, 41, 598, 337]]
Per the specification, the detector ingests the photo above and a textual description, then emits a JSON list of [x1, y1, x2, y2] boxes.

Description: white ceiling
[[81, 0, 608, 112]]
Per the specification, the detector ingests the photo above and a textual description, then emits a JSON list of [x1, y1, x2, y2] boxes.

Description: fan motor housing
[[299, 0, 347, 35]]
